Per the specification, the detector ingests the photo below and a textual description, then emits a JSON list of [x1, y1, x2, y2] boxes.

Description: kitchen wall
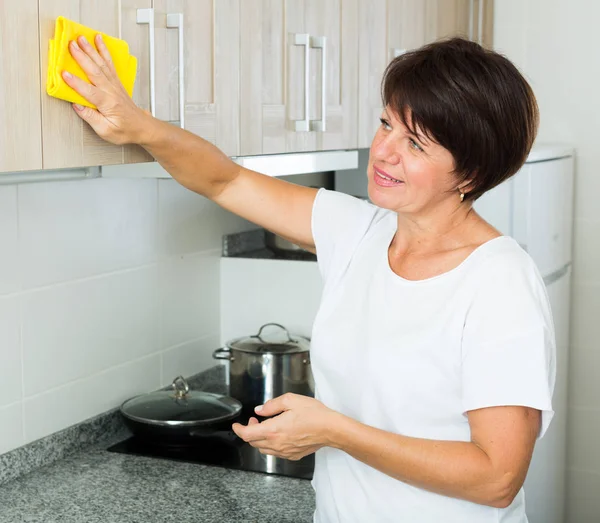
[[0, 173, 253, 456], [494, 1, 600, 521]]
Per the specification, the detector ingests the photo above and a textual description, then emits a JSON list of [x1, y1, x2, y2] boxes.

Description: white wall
[[0, 173, 252, 455], [494, 1, 600, 521], [220, 258, 322, 343]]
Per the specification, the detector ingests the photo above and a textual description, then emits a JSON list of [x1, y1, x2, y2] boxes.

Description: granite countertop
[[0, 368, 315, 522], [0, 437, 315, 523]]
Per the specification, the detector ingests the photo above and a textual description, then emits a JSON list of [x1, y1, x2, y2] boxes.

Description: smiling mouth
[[374, 167, 403, 184]]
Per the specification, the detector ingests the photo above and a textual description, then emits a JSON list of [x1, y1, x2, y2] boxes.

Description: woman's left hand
[[232, 393, 338, 461]]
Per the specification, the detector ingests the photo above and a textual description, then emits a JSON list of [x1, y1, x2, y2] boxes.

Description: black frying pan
[[120, 376, 243, 446]]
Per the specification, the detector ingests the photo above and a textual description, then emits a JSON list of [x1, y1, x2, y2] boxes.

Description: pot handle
[[256, 323, 294, 343], [213, 347, 233, 361]]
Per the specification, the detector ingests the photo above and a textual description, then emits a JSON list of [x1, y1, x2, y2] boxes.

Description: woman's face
[[367, 107, 461, 214]]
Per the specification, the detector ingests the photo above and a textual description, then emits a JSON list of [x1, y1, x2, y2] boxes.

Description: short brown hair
[[381, 37, 539, 201]]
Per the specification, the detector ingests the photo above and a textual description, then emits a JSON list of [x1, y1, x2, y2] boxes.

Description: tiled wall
[[0, 173, 252, 455], [494, 1, 600, 521], [220, 257, 322, 343]]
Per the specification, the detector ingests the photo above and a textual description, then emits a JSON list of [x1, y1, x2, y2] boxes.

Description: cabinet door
[[426, 0, 471, 41], [154, 0, 240, 157], [471, 0, 494, 48], [358, 0, 430, 148], [240, 0, 358, 156], [240, 0, 307, 155], [121, 1, 154, 164], [306, 0, 358, 152], [39, 1, 151, 169], [357, 0, 386, 149], [388, 0, 429, 58], [425, 0, 493, 45], [0, 0, 43, 172]]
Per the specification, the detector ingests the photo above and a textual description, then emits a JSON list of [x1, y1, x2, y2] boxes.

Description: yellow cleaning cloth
[[47, 16, 137, 109]]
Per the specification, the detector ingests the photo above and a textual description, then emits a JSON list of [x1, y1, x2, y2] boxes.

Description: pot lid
[[227, 323, 310, 354], [120, 376, 242, 427]]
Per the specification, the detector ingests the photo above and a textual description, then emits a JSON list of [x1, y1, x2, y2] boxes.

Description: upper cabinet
[[39, 1, 153, 169], [473, 0, 494, 48], [1, 1, 494, 174], [153, 0, 240, 157], [357, 0, 494, 148], [0, 1, 43, 173], [238, 0, 359, 157], [428, 0, 494, 46]]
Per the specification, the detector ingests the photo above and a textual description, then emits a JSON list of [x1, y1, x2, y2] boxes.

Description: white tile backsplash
[[22, 265, 160, 397], [0, 174, 250, 455], [159, 251, 220, 349], [0, 296, 21, 407], [23, 354, 161, 444], [220, 258, 322, 343], [160, 334, 221, 385], [18, 178, 158, 289], [0, 186, 20, 296], [0, 403, 24, 455], [158, 179, 254, 257]]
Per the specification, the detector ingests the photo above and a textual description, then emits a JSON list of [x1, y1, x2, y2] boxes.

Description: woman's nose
[[373, 134, 401, 165]]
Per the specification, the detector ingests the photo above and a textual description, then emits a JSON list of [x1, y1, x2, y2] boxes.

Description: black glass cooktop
[[107, 431, 314, 481]]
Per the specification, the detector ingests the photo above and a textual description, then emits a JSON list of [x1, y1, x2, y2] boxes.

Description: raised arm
[[62, 34, 317, 251]]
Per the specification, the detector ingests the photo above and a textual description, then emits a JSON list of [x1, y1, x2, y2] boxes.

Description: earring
[[459, 189, 465, 202]]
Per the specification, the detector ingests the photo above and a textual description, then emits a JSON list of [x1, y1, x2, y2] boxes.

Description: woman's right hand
[[61, 34, 154, 146]]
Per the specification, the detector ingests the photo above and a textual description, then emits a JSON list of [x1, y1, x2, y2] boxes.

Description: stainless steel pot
[[213, 323, 313, 412]]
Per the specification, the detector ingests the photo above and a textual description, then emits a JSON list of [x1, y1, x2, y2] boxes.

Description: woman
[[63, 35, 554, 522]]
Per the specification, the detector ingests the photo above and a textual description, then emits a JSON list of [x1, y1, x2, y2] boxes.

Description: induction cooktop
[[107, 430, 314, 481]]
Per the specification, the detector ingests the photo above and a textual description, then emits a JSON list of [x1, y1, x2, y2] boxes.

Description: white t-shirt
[[309, 189, 556, 523]]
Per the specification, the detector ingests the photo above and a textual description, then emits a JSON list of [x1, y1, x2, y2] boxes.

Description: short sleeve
[[311, 189, 382, 282], [461, 249, 556, 438]]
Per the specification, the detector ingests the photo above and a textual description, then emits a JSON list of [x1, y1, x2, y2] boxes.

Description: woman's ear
[[457, 178, 476, 198]]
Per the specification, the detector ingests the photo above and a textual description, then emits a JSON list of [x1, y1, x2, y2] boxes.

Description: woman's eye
[[379, 118, 392, 130], [409, 138, 423, 152]]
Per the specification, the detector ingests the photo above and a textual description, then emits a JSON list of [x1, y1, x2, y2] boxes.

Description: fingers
[[76, 35, 113, 78], [71, 103, 109, 137], [255, 394, 294, 417], [70, 36, 117, 89], [62, 70, 100, 107], [232, 424, 268, 443], [93, 34, 120, 79]]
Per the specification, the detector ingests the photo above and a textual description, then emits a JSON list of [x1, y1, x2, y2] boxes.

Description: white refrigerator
[[474, 143, 574, 523]]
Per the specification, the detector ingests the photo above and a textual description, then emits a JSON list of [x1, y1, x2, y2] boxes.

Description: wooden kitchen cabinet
[[357, 0, 494, 148], [427, 0, 494, 46], [472, 0, 494, 48], [358, 0, 434, 148], [239, 0, 359, 156], [0, 0, 43, 173], [0, 0, 494, 174], [38, 1, 152, 169], [153, 0, 240, 157]]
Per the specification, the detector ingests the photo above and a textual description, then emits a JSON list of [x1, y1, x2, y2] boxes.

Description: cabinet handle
[[310, 36, 327, 132], [293, 33, 310, 132], [167, 13, 185, 129], [136, 8, 156, 117]]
